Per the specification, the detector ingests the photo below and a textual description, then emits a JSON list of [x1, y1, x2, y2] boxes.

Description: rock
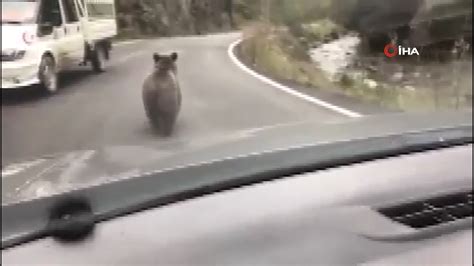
[[322, 37, 332, 44], [365, 65, 378, 73], [392, 72, 404, 82], [339, 74, 354, 87], [330, 32, 339, 40], [350, 71, 364, 80], [311, 41, 322, 48], [363, 79, 378, 89]]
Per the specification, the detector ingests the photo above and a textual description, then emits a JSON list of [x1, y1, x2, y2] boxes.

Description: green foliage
[[115, 0, 342, 37], [116, 0, 234, 36], [233, 0, 261, 21], [270, 0, 334, 24], [240, 23, 338, 92], [301, 19, 345, 42]]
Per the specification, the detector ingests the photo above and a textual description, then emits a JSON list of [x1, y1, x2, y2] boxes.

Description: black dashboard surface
[[2, 145, 472, 265]]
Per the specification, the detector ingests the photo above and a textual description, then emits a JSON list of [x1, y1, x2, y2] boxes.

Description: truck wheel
[[38, 55, 59, 94], [91, 44, 108, 73]]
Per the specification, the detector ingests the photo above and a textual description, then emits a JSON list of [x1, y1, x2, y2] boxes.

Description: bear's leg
[[148, 114, 163, 133], [159, 113, 178, 137]]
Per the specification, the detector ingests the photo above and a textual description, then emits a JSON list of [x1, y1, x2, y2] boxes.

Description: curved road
[[2, 32, 352, 164]]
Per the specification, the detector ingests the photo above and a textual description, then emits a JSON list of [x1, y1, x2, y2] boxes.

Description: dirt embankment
[[238, 22, 340, 94]]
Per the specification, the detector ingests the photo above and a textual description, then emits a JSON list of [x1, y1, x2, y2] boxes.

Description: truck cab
[[1, 0, 117, 94]]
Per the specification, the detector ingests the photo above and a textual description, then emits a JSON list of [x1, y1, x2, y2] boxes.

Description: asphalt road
[[2, 32, 354, 164]]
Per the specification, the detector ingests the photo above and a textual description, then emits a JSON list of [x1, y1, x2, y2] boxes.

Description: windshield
[[1, 0, 38, 24], [1, 0, 472, 205]]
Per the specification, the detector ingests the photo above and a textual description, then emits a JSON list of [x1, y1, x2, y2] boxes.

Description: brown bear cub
[[142, 52, 181, 136]]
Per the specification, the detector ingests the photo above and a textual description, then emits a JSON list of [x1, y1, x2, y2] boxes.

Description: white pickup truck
[[1, 0, 117, 93]]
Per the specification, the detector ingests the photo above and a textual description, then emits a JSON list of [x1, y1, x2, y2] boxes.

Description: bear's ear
[[153, 53, 160, 62], [170, 52, 178, 61]]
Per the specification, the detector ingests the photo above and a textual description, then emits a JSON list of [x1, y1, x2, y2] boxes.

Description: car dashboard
[[2, 144, 472, 265]]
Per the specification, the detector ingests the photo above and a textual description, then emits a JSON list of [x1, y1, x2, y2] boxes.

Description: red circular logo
[[384, 44, 398, 58]]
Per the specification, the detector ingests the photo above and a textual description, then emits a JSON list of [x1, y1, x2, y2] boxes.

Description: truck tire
[[91, 44, 108, 73], [38, 55, 59, 94]]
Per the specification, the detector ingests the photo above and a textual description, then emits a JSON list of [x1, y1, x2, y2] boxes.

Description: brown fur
[[142, 52, 181, 136]]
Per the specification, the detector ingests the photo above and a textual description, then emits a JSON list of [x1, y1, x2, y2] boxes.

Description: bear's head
[[153, 52, 178, 74]]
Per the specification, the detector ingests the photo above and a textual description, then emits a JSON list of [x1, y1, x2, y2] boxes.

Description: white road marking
[[227, 39, 363, 118], [114, 40, 143, 47], [1, 159, 46, 178]]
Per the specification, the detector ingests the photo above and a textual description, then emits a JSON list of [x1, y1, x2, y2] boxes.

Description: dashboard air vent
[[378, 190, 473, 229]]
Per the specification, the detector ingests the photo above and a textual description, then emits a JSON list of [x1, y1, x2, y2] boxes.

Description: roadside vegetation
[[237, 1, 344, 94], [239, 22, 338, 91], [235, 0, 472, 112]]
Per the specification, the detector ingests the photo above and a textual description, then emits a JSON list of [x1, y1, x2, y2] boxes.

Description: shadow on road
[[137, 117, 188, 142], [2, 70, 94, 106], [1, 86, 45, 106]]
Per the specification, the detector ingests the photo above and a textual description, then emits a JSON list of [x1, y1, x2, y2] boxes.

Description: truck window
[[86, 2, 115, 19], [61, 0, 79, 22], [38, 0, 62, 34], [76, 0, 85, 17]]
